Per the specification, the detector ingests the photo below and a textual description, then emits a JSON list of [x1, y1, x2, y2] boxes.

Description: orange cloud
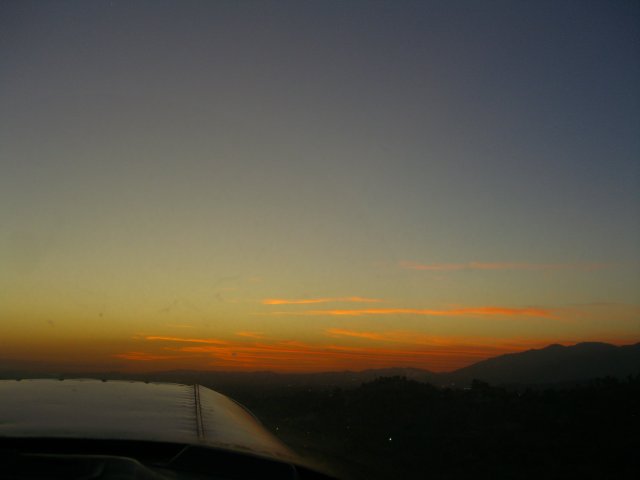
[[455, 306, 553, 317], [274, 306, 554, 318], [262, 296, 382, 305], [235, 331, 265, 339], [325, 328, 464, 347], [325, 328, 469, 347], [144, 335, 229, 345], [401, 261, 610, 272], [326, 328, 390, 342], [325, 328, 552, 349], [113, 351, 177, 361]]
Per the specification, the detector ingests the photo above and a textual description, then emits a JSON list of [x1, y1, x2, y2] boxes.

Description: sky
[[1, 0, 639, 373]]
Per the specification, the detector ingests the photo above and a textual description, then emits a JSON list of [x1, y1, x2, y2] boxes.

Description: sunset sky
[[1, 0, 639, 373]]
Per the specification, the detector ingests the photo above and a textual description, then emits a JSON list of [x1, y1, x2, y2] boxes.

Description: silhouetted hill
[[446, 342, 640, 385]]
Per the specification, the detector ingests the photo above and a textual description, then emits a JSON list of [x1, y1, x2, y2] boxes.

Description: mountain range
[[444, 341, 640, 385]]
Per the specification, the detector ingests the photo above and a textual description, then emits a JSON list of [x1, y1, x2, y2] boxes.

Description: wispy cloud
[[113, 351, 176, 361], [262, 296, 382, 305], [326, 328, 390, 342], [326, 328, 460, 346], [326, 328, 551, 350], [144, 335, 228, 345], [401, 261, 610, 272], [272, 306, 554, 318], [235, 331, 265, 339], [325, 328, 460, 347], [454, 306, 554, 317]]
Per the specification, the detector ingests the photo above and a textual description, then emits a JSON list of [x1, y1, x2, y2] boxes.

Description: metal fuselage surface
[[0, 379, 333, 479]]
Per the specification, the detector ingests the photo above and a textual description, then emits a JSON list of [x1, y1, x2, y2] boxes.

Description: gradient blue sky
[[1, 0, 638, 372]]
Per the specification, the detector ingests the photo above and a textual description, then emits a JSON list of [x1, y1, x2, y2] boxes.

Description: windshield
[[1, 1, 639, 479]]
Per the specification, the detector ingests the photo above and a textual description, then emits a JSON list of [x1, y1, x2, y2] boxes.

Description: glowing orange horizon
[[10, 332, 634, 374], [109, 332, 574, 372]]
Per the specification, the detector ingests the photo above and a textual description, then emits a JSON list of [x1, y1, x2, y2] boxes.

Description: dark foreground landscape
[[236, 375, 640, 479], [3, 343, 640, 479]]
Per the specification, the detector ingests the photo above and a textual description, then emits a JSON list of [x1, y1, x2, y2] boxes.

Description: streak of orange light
[[276, 306, 554, 318], [262, 297, 382, 305]]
